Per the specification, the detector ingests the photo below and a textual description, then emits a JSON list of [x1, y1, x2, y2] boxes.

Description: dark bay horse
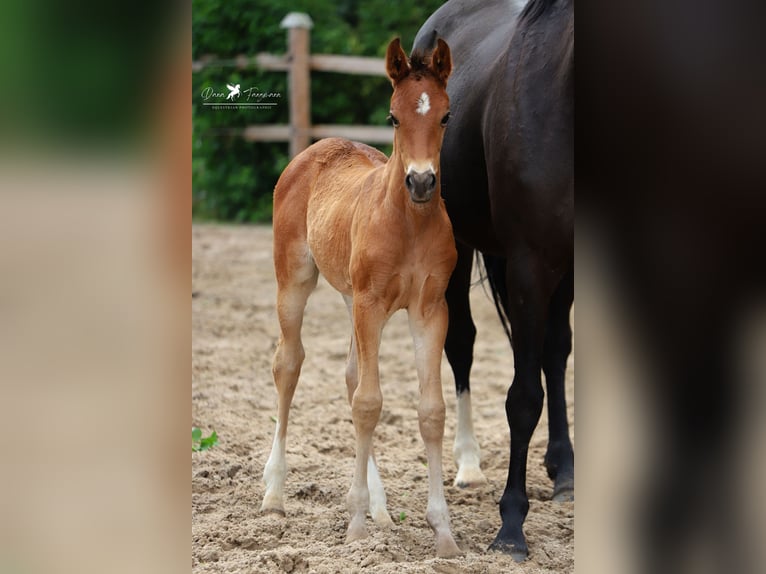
[[262, 38, 462, 557], [414, 0, 574, 560]]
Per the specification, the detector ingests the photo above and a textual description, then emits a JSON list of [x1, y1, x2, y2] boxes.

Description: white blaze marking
[[416, 92, 431, 115]]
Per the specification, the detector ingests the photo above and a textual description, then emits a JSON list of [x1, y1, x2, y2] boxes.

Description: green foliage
[[0, 2, 169, 149], [193, 0, 443, 222], [192, 427, 219, 452]]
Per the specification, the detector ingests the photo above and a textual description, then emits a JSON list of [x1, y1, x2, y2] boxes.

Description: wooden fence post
[[280, 13, 313, 157]]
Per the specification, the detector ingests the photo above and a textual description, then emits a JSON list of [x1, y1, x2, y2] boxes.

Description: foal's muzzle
[[405, 169, 437, 203]]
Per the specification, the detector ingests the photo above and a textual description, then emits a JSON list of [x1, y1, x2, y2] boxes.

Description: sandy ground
[[192, 223, 574, 573]]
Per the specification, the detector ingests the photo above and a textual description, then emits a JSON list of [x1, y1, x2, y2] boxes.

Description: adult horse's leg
[[489, 250, 554, 561], [346, 295, 386, 542], [409, 300, 461, 558], [444, 242, 486, 487], [261, 246, 318, 514], [542, 268, 574, 501], [343, 296, 393, 530]]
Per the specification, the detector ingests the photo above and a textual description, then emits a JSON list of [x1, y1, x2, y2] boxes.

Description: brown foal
[[261, 37, 459, 557]]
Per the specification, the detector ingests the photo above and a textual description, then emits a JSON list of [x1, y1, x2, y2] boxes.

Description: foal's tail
[[479, 252, 513, 346]]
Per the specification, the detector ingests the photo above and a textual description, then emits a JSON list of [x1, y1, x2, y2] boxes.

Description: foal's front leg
[[409, 298, 461, 558], [343, 296, 393, 529], [346, 296, 386, 542]]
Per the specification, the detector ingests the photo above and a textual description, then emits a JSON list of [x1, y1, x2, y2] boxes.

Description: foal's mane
[[408, 44, 442, 82]]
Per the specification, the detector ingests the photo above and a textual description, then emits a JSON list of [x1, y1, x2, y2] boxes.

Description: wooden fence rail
[[192, 12, 393, 157]]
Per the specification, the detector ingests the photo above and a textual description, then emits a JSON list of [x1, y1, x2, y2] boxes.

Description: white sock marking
[[262, 428, 287, 509], [367, 456, 389, 520], [453, 392, 486, 486]]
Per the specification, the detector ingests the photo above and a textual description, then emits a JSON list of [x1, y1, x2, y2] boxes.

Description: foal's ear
[[431, 38, 452, 85], [385, 38, 410, 85]]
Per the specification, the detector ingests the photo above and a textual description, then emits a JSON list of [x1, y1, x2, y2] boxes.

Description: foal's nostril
[[406, 170, 438, 202]]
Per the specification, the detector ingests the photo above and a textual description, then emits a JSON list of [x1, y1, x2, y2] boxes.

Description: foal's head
[[385, 38, 452, 204]]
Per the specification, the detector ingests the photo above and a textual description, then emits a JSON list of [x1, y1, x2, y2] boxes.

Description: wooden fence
[[192, 12, 393, 158]]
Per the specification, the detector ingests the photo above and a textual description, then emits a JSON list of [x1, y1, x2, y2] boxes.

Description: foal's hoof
[[435, 536, 462, 558], [454, 466, 488, 489], [260, 506, 286, 517], [371, 509, 394, 529], [346, 519, 369, 543], [488, 535, 528, 562]]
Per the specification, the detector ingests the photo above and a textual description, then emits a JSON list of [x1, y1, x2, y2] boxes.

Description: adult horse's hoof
[[488, 536, 528, 562], [260, 506, 286, 517], [552, 474, 574, 502], [552, 487, 574, 502]]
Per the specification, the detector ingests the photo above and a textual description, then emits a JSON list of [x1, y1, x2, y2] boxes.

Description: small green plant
[[398, 511, 406, 523], [192, 427, 218, 452]]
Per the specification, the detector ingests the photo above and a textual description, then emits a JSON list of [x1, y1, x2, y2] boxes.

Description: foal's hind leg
[[343, 296, 392, 529], [542, 269, 574, 502], [444, 242, 486, 487], [261, 247, 318, 514]]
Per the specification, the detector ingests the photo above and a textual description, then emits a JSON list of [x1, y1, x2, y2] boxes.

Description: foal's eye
[[387, 113, 400, 128], [441, 112, 451, 127]]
